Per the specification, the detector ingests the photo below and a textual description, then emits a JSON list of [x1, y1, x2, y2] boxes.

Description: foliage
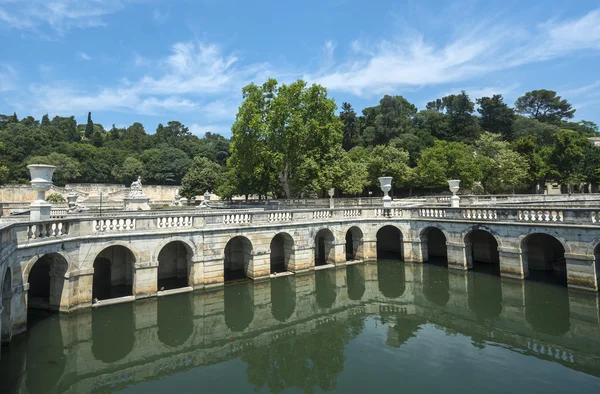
[[28, 152, 82, 186], [476, 95, 515, 140], [515, 89, 575, 124], [112, 157, 144, 185], [547, 129, 590, 189], [179, 156, 224, 199], [46, 193, 66, 203]]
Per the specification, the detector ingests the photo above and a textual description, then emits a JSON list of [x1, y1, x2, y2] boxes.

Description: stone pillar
[[11, 283, 28, 337], [565, 253, 599, 292], [333, 241, 347, 265], [248, 250, 270, 281], [499, 247, 528, 280], [447, 241, 469, 270], [447, 269, 469, 309], [288, 245, 313, 272], [189, 259, 204, 289], [65, 269, 94, 310], [0, 306, 6, 344], [202, 256, 224, 287], [500, 278, 526, 322], [403, 238, 423, 263], [134, 261, 158, 298], [362, 238, 377, 261]]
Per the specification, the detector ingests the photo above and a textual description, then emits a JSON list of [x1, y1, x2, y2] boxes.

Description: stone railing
[[375, 208, 403, 217], [462, 209, 497, 220], [419, 208, 446, 218], [93, 218, 137, 232], [517, 210, 563, 222], [27, 221, 70, 239], [222, 213, 252, 225], [313, 210, 332, 219], [268, 212, 293, 222], [157, 216, 193, 229], [343, 209, 361, 218]]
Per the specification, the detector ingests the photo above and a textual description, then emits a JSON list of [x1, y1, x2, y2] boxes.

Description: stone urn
[[378, 176, 393, 208], [67, 192, 78, 209], [448, 179, 461, 208], [27, 164, 56, 221], [328, 188, 335, 208]]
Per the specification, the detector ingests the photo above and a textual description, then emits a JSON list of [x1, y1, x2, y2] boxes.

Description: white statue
[[128, 176, 146, 199]]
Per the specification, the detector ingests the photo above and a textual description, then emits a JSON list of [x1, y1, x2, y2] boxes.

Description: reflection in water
[[224, 282, 254, 332], [346, 264, 366, 301], [271, 276, 296, 322], [1, 261, 600, 394], [158, 293, 193, 347], [92, 302, 135, 363], [377, 260, 406, 298]]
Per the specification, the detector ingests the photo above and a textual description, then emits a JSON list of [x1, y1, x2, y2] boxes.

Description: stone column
[[403, 238, 423, 263], [362, 238, 377, 261], [499, 247, 528, 280], [65, 268, 94, 310], [447, 241, 469, 270], [189, 259, 204, 289], [11, 283, 28, 337], [0, 306, 7, 344], [333, 241, 347, 265], [134, 261, 158, 298], [565, 253, 599, 292], [202, 255, 225, 288], [288, 245, 313, 272], [248, 250, 270, 281]]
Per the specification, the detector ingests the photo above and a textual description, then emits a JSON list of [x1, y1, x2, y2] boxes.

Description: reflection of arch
[[420, 227, 447, 265], [224, 236, 253, 281], [468, 271, 502, 321], [346, 264, 366, 301], [315, 229, 335, 266], [158, 241, 192, 291], [92, 303, 135, 363], [522, 233, 567, 286], [270, 233, 295, 274], [345, 226, 364, 261], [1, 268, 11, 342], [25, 314, 66, 394], [271, 276, 296, 322], [224, 283, 254, 331], [27, 253, 68, 312], [158, 293, 193, 347], [93, 246, 135, 300], [315, 269, 337, 309], [422, 264, 449, 306], [465, 229, 499, 275], [377, 261, 406, 299], [377, 226, 403, 260], [525, 281, 570, 335]]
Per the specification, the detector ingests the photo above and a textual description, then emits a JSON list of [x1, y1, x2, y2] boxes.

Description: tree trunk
[[278, 162, 292, 199]]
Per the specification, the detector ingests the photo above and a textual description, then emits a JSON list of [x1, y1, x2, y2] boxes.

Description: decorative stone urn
[[67, 192, 78, 208], [328, 188, 335, 209], [448, 179, 461, 208], [28, 164, 56, 221], [378, 177, 393, 208]]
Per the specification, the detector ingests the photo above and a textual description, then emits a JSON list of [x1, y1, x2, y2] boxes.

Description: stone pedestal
[[124, 197, 151, 211], [499, 247, 528, 279], [30, 199, 52, 221], [447, 241, 469, 270], [134, 262, 158, 298], [565, 253, 599, 292]]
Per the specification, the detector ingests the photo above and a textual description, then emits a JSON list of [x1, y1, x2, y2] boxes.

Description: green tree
[[112, 157, 144, 185], [140, 146, 190, 184], [427, 91, 480, 143], [28, 152, 82, 186], [475, 132, 529, 193], [85, 112, 94, 138], [547, 129, 589, 191], [0, 165, 9, 185], [512, 116, 560, 146], [476, 95, 516, 140], [515, 89, 575, 124], [340, 102, 358, 151], [360, 95, 417, 146], [365, 145, 411, 189], [179, 156, 224, 199]]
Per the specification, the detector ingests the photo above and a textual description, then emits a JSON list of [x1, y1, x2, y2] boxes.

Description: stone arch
[[271, 275, 296, 322], [93, 245, 136, 301], [152, 237, 197, 262], [464, 228, 500, 274], [521, 233, 567, 286], [315, 269, 337, 309], [376, 225, 403, 260], [224, 236, 253, 282], [157, 241, 193, 291], [92, 302, 135, 363], [377, 260, 406, 298], [346, 264, 366, 301], [314, 228, 335, 266], [419, 226, 448, 265], [158, 293, 193, 348], [1, 267, 12, 342], [270, 232, 295, 274], [224, 282, 254, 332], [86, 241, 141, 272], [345, 226, 364, 261], [26, 253, 68, 312], [422, 264, 449, 307]]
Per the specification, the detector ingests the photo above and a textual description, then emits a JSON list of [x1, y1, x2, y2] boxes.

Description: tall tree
[[476, 95, 516, 140], [360, 95, 417, 146], [547, 129, 589, 191], [180, 156, 224, 199], [515, 89, 575, 124], [427, 91, 480, 143], [85, 112, 94, 138], [340, 102, 358, 151]]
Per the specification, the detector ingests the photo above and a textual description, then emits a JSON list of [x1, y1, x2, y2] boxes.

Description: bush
[[46, 193, 66, 203]]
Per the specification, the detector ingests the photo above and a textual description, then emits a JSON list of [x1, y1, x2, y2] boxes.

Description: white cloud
[[443, 83, 521, 101], [0, 64, 17, 92], [561, 81, 600, 97], [152, 8, 168, 24], [189, 123, 231, 136], [77, 52, 92, 61]]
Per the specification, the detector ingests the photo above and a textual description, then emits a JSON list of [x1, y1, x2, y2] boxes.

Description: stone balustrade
[[93, 218, 137, 232], [222, 213, 252, 224], [157, 216, 193, 229], [343, 209, 361, 218], [419, 208, 446, 218], [375, 208, 403, 217], [26, 221, 69, 239], [268, 212, 293, 222], [517, 210, 563, 222], [462, 209, 497, 220], [312, 210, 332, 219]]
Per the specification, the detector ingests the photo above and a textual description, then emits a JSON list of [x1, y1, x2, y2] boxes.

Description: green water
[[1, 261, 600, 393]]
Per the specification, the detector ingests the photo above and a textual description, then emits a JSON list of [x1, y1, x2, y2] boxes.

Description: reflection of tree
[[377, 261, 406, 299], [525, 281, 570, 336], [241, 315, 365, 394]]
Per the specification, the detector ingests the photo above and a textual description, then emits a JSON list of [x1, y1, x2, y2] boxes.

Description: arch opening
[[27, 254, 68, 312], [377, 226, 403, 260], [158, 241, 191, 291], [158, 293, 193, 347], [315, 269, 337, 309], [92, 302, 135, 363], [224, 283, 254, 332], [93, 246, 135, 301], [1, 269, 11, 342], [522, 233, 567, 286], [270, 233, 294, 274], [224, 236, 253, 282], [377, 260, 406, 299], [271, 276, 296, 322], [525, 281, 570, 335], [465, 230, 500, 275], [423, 264, 449, 307], [345, 227, 364, 262], [315, 229, 335, 266], [346, 264, 366, 301], [421, 227, 447, 265]]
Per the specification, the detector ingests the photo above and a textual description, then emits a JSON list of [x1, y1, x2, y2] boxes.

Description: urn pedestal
[[378, 177, 393, 209], [28, 164, 56, 221]]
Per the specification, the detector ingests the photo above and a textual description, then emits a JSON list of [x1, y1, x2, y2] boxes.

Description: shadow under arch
[[27, 253, 68, 312], [468, 271, 502, 321], [522, 233, 567, 286], [315, 228, 335, 266], [1, 268, 11, 341], [92, 302, 135, 363], [271, 275, 296, 322], [270, 232, 294, 274], [157, 241, 192, 291], [93, 245, 135, 301], [377, 260, 406, 299], [158, 292, 193, 347], [345, 226, 364, 261], [420, 227, 448, 265], [225, 282, 255, 332], [346, 264, 366, 301], [24, 313, 66, 394], [224, 236, 253, 282], [315, 269, 337, 309], [525, 280, 571, 336], [377, 226, 403, 260], [465, 229, 500, 275], [422, 264, 450, 307]]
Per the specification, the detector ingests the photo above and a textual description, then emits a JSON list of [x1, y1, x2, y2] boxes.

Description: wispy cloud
[[152, 8, 168, 24], [189, 123, 231, 136], [77, 52, 92, 61], [0, 64, 17, 92]]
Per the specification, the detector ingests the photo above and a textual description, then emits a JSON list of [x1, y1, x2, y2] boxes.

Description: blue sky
[[1, 0, 599, 136]]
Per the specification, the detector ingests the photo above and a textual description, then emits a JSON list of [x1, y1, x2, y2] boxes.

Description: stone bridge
[[1, 204, 600, 343], [1, 263, 599, 394]]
